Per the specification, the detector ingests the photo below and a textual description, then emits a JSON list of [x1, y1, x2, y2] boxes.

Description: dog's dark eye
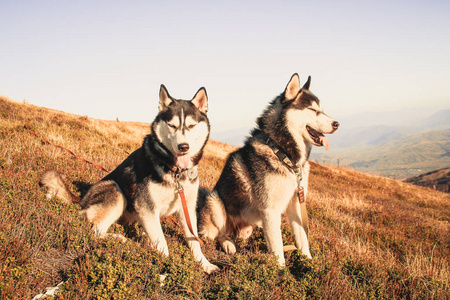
[[167, 123, 177, 129], [187, 124, 196, 130], [309, 108, 321, 116]]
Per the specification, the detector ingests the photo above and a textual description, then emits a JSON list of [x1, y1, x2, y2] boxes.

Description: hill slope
[[1, 97, 449, 299], [405, 167, 450, 193]]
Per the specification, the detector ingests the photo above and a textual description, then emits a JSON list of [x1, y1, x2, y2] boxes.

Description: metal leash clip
[[175, 172, 182, 191]]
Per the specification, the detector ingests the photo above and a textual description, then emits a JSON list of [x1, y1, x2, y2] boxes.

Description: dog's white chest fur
[[146, 173, 198, 218], [263, 172, 297, 210]]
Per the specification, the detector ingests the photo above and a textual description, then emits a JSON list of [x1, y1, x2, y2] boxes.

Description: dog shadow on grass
[[72, 180, 91, 199]]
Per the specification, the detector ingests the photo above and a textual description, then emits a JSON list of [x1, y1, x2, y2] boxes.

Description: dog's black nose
[[332, 121, 340, 130], [178, 143, 190, 153]]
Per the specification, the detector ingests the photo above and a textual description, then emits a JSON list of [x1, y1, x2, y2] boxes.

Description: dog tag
[[298, 187, 305, 204], [187, 168, 198, 180]]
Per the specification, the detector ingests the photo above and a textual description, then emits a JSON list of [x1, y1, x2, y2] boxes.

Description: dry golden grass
[[1, 96, 449, 299]]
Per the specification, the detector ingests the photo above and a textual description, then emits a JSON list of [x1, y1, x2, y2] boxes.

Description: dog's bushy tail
[[197, 188, 227, 240], [39, 170, 80, 204]]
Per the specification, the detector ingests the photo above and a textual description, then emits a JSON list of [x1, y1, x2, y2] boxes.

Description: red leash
[[179, 187, 204, 246], [174, 171, 204, 246], [24, 125, 110, 173]]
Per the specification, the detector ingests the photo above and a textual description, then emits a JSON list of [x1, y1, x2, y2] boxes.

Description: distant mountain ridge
[[324, 108, 450, 149], [312, 129, 450, 179], [421, 109, 450, 130]]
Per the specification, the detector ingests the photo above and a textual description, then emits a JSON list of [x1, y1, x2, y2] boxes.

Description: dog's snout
[[178, 143, 190, 153], [332, 121, 340, 130]]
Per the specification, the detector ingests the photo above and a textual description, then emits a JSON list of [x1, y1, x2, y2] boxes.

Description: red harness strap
[[171, 167, 203, 246], [178, 186, 203, 246]]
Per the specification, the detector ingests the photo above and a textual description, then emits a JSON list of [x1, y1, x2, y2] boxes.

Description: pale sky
[[1, 0, 449, 132]]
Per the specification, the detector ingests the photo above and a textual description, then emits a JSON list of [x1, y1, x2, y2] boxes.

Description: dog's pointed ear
[[302, 76, 311, 90], [191, 87, 208, 114], [159, 84, 173, 111], [285, 73, 301, 100]]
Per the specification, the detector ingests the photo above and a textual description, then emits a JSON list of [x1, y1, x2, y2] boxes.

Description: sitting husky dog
[[40, 85, 219, 273], [198, 74, 339, 266]]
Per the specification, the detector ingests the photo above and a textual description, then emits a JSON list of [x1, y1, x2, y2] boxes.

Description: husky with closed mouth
[[40, 85, 219, 273], [198, 73, 339, 266]]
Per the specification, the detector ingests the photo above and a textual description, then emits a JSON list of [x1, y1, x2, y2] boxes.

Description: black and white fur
[[40, 85, 219, 273], [198, 74, 339, 266]]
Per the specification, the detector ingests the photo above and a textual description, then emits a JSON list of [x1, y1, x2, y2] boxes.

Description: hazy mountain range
[[212, 107, 450, 179]]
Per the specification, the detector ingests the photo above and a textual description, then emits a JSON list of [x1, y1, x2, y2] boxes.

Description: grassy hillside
[[1, 96, 449, 299]]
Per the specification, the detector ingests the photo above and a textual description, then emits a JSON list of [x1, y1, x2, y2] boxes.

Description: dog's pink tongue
[[177, 154, 191, 169], [320, 136, 330, 151]]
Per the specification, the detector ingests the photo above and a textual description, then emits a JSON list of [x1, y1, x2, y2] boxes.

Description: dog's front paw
[[202, 262, 220, 274], [303, 249, 312, 259], [221, 240, 236, 255], [277, 257, 286, 268]]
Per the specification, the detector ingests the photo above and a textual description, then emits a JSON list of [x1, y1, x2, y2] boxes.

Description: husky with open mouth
[[198, 73, 339, 266], [40, 85, 219, 273]]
